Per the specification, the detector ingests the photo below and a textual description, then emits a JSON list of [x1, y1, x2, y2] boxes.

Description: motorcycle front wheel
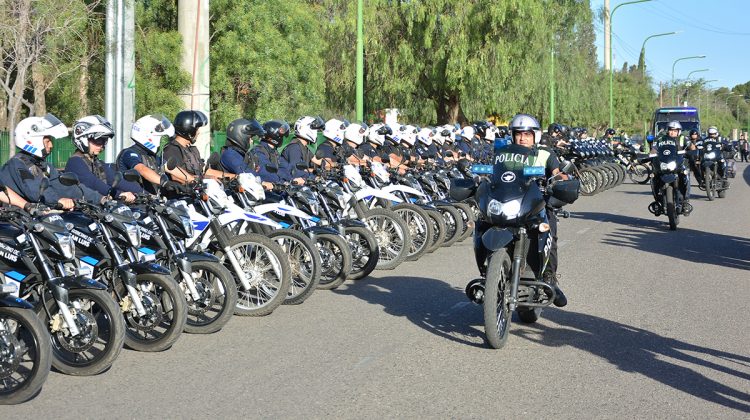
[[344, 226, 379, 281], [0, 307, 51, 404], [483, 250, 513, 349], [182, 261, 238, 334], [267, 230, 321, 305]]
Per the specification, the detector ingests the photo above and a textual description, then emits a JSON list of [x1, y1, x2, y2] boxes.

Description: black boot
[[682, 200, 693, 216], [543, 271, 567, 308]]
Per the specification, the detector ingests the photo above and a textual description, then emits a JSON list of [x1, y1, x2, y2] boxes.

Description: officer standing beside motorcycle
[[650, 121, 695, 215], [1, 114, 103, 209], [473, 114, 568, 307]]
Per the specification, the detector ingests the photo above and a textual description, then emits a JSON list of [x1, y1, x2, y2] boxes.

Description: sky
[[591, 0, 750, 90]]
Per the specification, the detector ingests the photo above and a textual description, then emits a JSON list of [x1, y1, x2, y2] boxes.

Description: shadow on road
[[334, 276, 486, 348], [514, 309, 750, 413], [571, 212, 750, 270]]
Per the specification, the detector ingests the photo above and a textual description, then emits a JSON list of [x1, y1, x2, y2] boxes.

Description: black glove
[[161, 181, 190, 195]]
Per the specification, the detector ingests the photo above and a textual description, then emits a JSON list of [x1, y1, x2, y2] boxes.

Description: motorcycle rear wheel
[[628, 164, 650, 184], [483, 250, 513, 349], [705, 170, 714, 201], [0, 307, 51, 404]]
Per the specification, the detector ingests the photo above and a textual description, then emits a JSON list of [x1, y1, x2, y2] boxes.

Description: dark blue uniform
[[250, 142, 290, 183], [116, 143, 161, 195], [220, 146, 257, 175], [0, 152, 102, 204], [280, 139, 313, 179], [65, 152, 140, 196]]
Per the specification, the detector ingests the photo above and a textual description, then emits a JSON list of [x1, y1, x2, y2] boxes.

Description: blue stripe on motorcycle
[[80, 256, 99, 266], [4, 271, 25, 281], [192, 221, 209, 231], [310, 217, 321, 223], [278, 222, 291, 228], [138, 247, 156, 255]]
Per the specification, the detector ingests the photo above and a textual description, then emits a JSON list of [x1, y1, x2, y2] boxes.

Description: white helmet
[[485, 126, 497, 141], [73, 115, 114, 154], [14, 114, 68, 158], [387, 123, 403, 144], [443, 125, 457, 144], [460, 126, 475, 141], [366, 123, 388, 146], [416, 127, 434, 146], [400, 125, 418, 146], [509, 113, 542, 144], [294, 116, 324, 143], [323, 118, 346, 144], [344, 123, 367, 145], [707, 126, 719, 137], [131, 114, 175, 155]]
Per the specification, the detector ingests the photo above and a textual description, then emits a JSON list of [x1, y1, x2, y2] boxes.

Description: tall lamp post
[[355, 0, 364, 122], [609, 0, 652, 128], [698, 79, 718, 118], [639, 31, 679, 78], [683, 69, 709, 105], [671, 55, 706, 104]]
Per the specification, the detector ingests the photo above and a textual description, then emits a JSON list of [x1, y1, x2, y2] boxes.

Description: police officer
[[360, 123, 389, 161], [415, 127, 439, 161], [650, 121, 695, 215], [219, 118, 264, 176], [282, 116, 324, 179], [472, 114, 568, 307], [340, 122, 369, 166], [163, 110, 233, 187], [313, 118, 346, 170], [602, 128, 617, 148], [116, 114, 175, 195], [250, 120, 300, 185], [0, 114, 103, 209], [65, 115, 138, 202]]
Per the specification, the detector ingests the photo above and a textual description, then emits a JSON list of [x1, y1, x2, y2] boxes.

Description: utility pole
[[604, 0, 610, 71], [550, 41, 555, 125], [659, 82, 663, 107], [104, 0, 135, 163], [178, 0, 211, 158], [356, 0, 364, 122]]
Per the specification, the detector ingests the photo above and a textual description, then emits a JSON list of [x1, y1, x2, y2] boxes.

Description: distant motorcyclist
[[541, 123, 569, 148], [219, 118, 265, 176], [473, 113, 568, 307], [282, 116, 324, 179], [602, 128, 617, 148]]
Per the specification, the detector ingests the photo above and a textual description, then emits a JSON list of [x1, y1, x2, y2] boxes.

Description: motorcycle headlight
[[179, 216, 194, 238], [54, 233, 75, 259], [124, 223, 141, 247], [660, 161, 677, 172], [705, 152, 716, 159], [488, 198, 521, 220]]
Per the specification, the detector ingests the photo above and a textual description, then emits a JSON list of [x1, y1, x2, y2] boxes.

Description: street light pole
[[609, 0, 652, 128], [671, 55, 706, 105], [639, 31, 679, 78], [698, 79, 718, 118], [683, 69, 709, 105], [356, 0, 364, 122]]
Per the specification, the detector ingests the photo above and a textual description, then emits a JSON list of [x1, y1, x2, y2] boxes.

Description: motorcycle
[[697, 142, 729, 200], [648, 144, 691, 230], [450, 144, 579, 349]]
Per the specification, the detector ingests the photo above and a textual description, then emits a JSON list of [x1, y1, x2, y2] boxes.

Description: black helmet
[[261, 120, 290, 147], [472, 120, 489, 138], [226, 118, 264, 151], [548, 123, 562, 135], [174, 110, 208, 144], [377, 124, 393, 136], [605, 128, 616, 136], [689, 129, 700, 137]]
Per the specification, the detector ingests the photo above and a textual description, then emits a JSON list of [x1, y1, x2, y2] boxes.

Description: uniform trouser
[[473, 209, 559, 279], [651, 171, 690, 202]]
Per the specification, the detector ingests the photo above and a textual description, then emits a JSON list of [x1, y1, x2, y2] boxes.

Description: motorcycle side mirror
[[380, 153, 391, 162], [457, 159, 471, 172], [112, 171, 122, 189], [449, 178, 476, 201], [165, 156, 179, 171], [403, 150, 411, 160], [206, 152, 221, 170], [265, 164, 279, 174], [296, 162, 309, 171], [123, 169, 141, 183], [58, 172, 80, 187], [159, 174, 170, 186], [39, 178, 49, 195], [315, 149, 327, 159], [459, 152, 467, 158], [561, 160, 575, 175]]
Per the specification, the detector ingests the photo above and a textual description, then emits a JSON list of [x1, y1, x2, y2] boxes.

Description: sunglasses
[[90, 136, 110, 146]]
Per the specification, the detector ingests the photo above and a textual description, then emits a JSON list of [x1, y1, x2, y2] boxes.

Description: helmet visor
[[43, 114, 69, 139]]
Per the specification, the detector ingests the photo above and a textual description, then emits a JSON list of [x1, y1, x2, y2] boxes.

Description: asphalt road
[[4, 164, 750, 418]]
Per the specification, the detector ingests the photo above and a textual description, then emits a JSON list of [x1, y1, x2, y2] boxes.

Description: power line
[[647, 1, 750, 36]]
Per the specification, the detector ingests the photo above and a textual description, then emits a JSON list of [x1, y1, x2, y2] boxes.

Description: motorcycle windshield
[[489, 144, 543, 202], [656, 144, 678, 163]]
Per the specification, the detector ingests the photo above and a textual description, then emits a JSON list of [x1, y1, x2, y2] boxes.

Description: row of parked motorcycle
[[0, 150, 481, 404], [551, 138, 652, 196]]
